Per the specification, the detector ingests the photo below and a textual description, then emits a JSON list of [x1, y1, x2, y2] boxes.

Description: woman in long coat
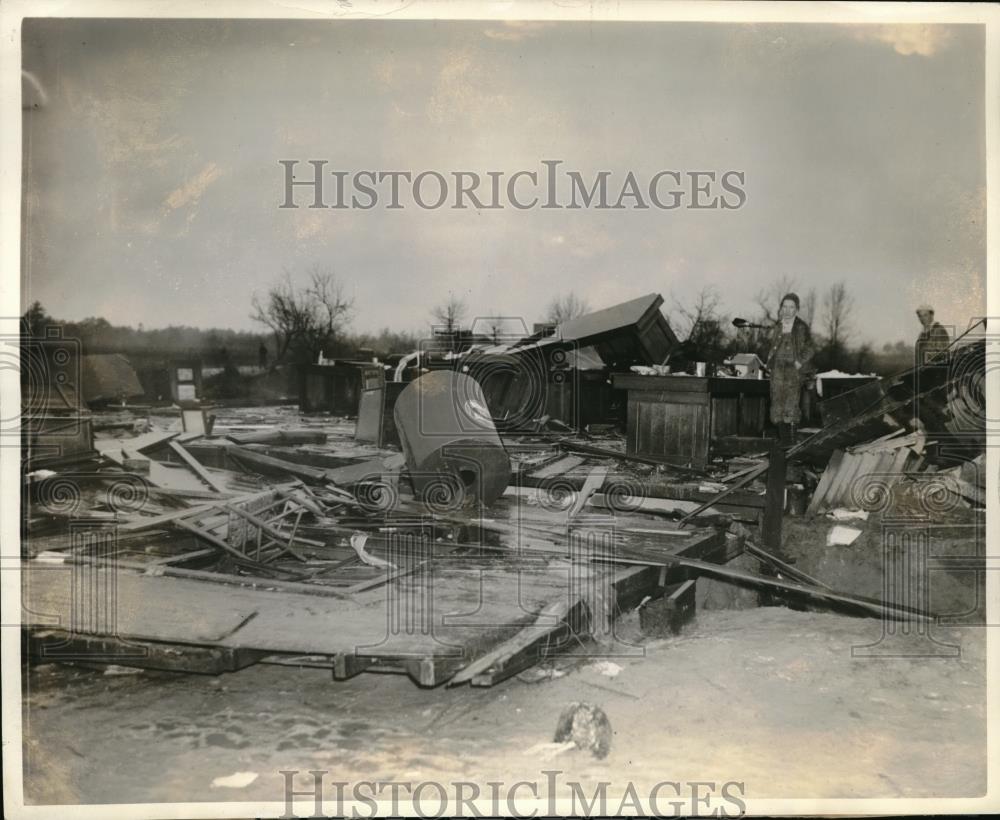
[[765, 292, 815, 446]]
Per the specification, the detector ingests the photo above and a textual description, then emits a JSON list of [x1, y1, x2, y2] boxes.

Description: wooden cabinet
[[612, 374, 770, 467]]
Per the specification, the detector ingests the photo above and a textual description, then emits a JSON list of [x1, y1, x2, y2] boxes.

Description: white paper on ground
[[827, 525, 863, 546]]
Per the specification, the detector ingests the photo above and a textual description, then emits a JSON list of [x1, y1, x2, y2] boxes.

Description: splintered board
[[21, 528, 723, 687]]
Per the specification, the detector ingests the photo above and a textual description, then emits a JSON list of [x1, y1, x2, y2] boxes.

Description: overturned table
[[612, 373, 771, 468]]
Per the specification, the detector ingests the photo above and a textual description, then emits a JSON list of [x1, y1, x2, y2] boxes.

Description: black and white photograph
[[2, 1, 998, 817]]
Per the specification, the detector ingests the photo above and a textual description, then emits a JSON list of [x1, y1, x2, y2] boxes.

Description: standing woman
[[764, 292, 815, 446]]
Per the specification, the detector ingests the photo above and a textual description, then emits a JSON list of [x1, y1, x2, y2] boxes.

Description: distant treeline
[[21, 301, 421, 366]]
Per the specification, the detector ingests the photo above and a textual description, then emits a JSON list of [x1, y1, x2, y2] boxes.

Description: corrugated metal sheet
[[807, 445, 917, 514]]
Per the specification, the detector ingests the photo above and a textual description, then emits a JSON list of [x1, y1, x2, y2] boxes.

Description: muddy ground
[[19, 494, 988, 809], [22, 603, 986, 808]]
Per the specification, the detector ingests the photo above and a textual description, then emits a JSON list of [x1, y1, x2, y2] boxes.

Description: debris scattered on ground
[[827, 525, 863, 547], [553, 702, 612, 760], [20, 294, 987, 690], [590, 661, 623, 678]]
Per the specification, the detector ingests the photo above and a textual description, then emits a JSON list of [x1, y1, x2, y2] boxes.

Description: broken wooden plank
[[50, 554, 352, 599], [228, 445, 330, 482], [119, 501, 222, 532], [676, 460, 770, 526], [594, 549, 932, 622], [26, 630, 266, 674], [227, 429, 328, 445], [529, 455, 586, 479], [556, 438, 708, 475], [94, 431, 179, 460], [174, 518, 285, 568], [568, 466, 609, 519], [146, 548, 218, 566], [449, 597, 582, 687], [333, 653, 375, 680], [760, 441, 785, 552], [743, 540, 832, 590], [118, 488, 281, 532], [168, 440, 228, 494]]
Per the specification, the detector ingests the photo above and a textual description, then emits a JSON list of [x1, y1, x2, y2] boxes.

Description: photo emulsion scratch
[[1, 2, 997, 818]]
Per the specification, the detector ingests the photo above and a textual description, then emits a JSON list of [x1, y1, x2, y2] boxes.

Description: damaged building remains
[[21, 292, 987, 694]]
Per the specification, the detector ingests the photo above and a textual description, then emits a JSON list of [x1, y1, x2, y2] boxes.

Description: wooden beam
[[59, 553, 352, 599], [677, 460, 770, 526], [744, 540, 833, 590], [760, 441, 785, 551], [568, 466, 609, 519], [449, 597, 581, 687], [555, 438, 708, 475], [26, 630, 266, 674], [228, 445, 329, 483], [175, 518, 276, 566], [593, 549, 932, 622], [168, 440, 228, 494], [333, 653, 375, 680], [119, 501, 223, 532]]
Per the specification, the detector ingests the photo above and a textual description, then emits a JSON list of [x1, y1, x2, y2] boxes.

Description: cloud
[[854, 25, 954, 57], [426, 49, 513, 126], [564, 227, 616, 260], [163, 163, 223, 211]]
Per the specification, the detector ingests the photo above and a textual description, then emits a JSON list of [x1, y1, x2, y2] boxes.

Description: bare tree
[[482, 311, 506, 344], [671, 286, 723, 340], [251, 266, 354, 365], [545, 292, 590, 325], [821, 281, 853, 350], [430, 294, 468, 335], [753, 276, 815, 325], [753, 275, 797, 324], [670, 285, 733, 362], [799, 288, 817, 329]]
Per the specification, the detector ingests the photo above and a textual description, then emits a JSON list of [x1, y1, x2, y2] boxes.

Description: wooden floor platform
[[22, 524, 727, 687]]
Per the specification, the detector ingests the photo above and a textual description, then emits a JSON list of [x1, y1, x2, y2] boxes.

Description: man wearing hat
[[915, 304, 950, 366]]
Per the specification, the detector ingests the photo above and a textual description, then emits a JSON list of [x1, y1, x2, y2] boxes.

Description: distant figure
[[763, 292, 815, 446], [915, 304, 950, 366], [258, 341, 268, 370]]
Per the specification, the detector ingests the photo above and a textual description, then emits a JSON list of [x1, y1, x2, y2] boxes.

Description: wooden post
[[761, 441, 785, 553]]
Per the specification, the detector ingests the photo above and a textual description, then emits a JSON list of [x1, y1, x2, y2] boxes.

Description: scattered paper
[[211, 771, 259, 789], [350, 532, 396, 570], [590, 660, 623, 678], [102, 665, 143, 676], [827, 525, 862, 547], [827, 509, 870, 521]]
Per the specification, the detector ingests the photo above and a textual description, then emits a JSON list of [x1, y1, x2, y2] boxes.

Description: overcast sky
[[21, 18, 985, 346]]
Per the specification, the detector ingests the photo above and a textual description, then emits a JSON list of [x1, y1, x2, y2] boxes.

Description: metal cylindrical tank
[[393, 370, 511, 508]]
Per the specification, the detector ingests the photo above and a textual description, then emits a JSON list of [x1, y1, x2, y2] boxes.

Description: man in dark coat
[[764, 292, 815, 446], [915, 304, 950, 366]]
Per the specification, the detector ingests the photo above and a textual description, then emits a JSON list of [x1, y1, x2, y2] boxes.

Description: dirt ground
[[20, 479, 988, 810], [21, 600, 986, 808]]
